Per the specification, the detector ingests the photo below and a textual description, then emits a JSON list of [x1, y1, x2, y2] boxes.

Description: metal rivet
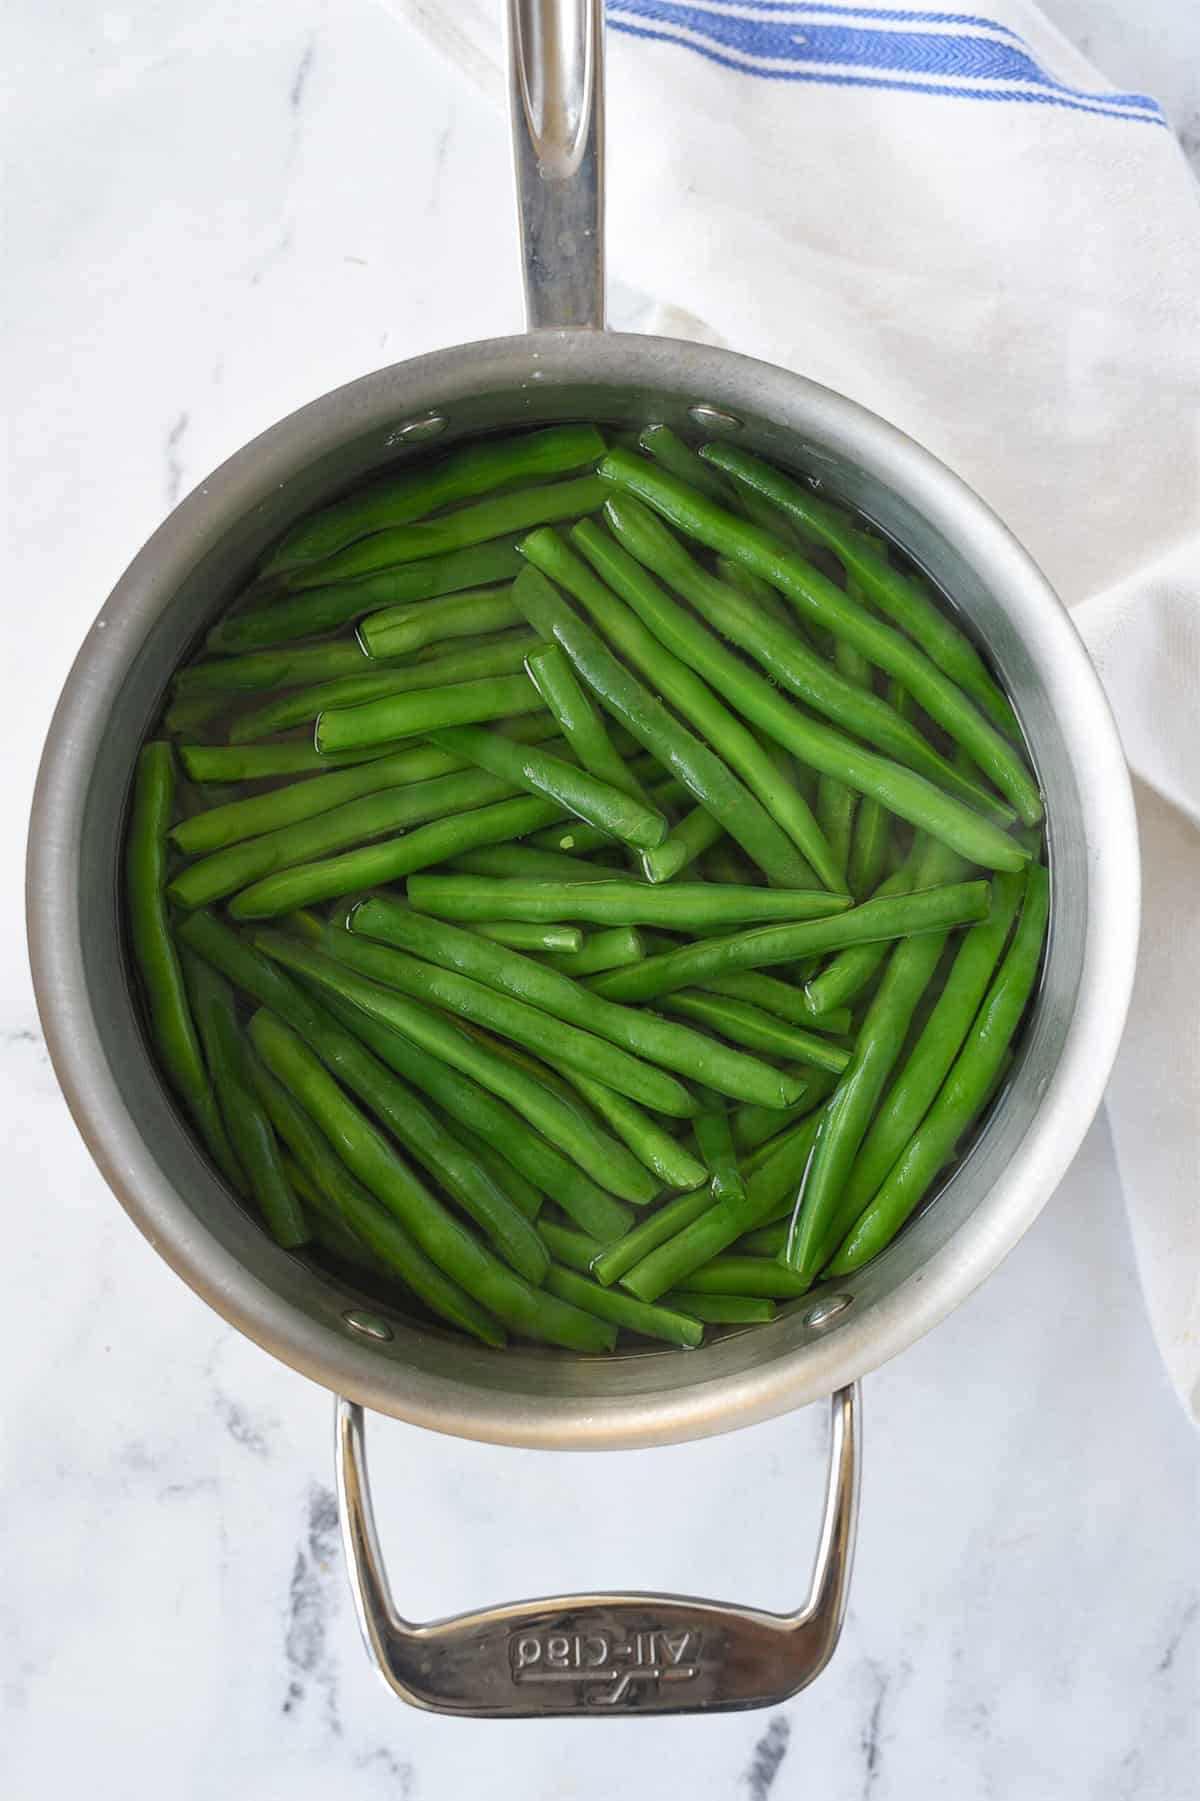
[[687, 404, 742, 431], [387, 412, 448, 446], [802, 1294, 853, 1330], [343, 1308, 394, 1343]]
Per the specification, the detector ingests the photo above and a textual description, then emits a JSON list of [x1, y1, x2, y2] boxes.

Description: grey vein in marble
[[213, 1389, 279, 1458], [165, 412, 189, 508], [283, 1484, 343, 1735], [290, 39, 316, 113], [744, 1714, 790, 1798], [859, 1660, 890, 1800], [1155, 1593, 1198, 1675]]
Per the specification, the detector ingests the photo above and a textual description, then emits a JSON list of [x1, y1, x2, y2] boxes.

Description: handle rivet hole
[[687, 404, 742, 431], [802, 1294, 853, 1330], [387, 413, 448, 447], [343, 1308, 394, 1342]]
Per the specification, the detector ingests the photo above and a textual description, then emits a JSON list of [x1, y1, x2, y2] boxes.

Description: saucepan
[[25, 0, 1138, 1716]]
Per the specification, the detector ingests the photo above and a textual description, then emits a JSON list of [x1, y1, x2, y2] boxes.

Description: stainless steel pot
[[26, 0, 1138, 1717]]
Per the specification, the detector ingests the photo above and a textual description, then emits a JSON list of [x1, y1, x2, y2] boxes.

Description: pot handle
[[334, 1383, 860, 1716], [508, 0, 606, 330]]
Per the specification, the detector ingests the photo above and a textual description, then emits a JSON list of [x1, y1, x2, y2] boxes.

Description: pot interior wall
[[48, 340, 1089, 1443]]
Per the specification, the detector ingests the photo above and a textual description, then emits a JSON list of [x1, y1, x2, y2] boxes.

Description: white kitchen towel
[[391, 0, 1200, 1417]]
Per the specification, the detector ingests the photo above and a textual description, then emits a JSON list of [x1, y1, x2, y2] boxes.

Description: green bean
[[534, 1218, 604, 1272], [568, 1070, 707, 1191], [588, 882, 990, 1003], [836, 866, 1027, 1245], [265, 426, 607, 574], [524, 640, 648, 801], [176, 913, 580, 1233], [306, 1059, 549, 1283], [850, 679, 905, 899], [175, 637, 381, 696], [704, 444, 1020, 738], [228, 792, 564, 920], [250, 1011, 615, 1350], [359, 586, 521, 659], [124, 744, 243, 1190], [602, 492, 1017, 830], [288, 475, 610, 588], [430, 726, 668, 852], [601, 450, 1041, 824], [348, 896, 805, 1110], [589, 1188, 715, 1287], [560, 521, 834, 887], [638, 424, 734, 503], [594, 513, 1024, 880], [522, 761, 679, 855], [663, 992, 852, 1076], [316, 668, 542, 753], [171, 766, 526, 909], [702, 971, 853, 1033], [693, 1102, 744, 1202], [172, 717, 561, 856], [671, 1257, 812, 1300], [731, 1222, 789, 1258], [449, 1124, 544, 1221], [640, 804, 726, 884], [250, 1050, 507, 1344], [450, 842, 622, 882], [731, 1068, 838, 1153], [816, 768, 856, 885], [803, 864, 916, 1015], [782, 840, 967, 1278], [305, 983, 628, 1239], [698, 843, 748, 887], [286, 1156, 378, 1271], [163, 691, 227, 736], [179, 742, 398, 782], [716, 556, 792, 627], [231, 634, 538, 742], [174, 910, 550, 1278], [176, 751, 432, 857], [175, 907, 326, 1028], [513, 558, 817, 890], [249, 1018, 527, 1342], [407, 875, 847, 931], [209, 542, 525, 653], [759, 730, 818, 812], [255, 930, 654, 1210], [301, 1011, 551, 1282], [544, 926, 646, 976], [307, 924, 694, 1123], [830, 865, 1049, 1273], [544, 1263, 704, 1349], [528, 813, 656, 859], [660, 1292, 775, 1325], [736, 483, 837, 567], [470, 921, 582, 954], [816, 633, 871, 881], [180, 953, 306, 1246], [620, 1112, 825, 1302], [499, 817, 630, 863]]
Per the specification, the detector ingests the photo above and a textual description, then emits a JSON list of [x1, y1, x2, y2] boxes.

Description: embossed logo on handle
[[510, 1627, 704, 1705]]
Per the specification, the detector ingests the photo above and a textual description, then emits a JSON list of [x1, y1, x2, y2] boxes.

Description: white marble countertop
[[5, 4, 1198, 1797]]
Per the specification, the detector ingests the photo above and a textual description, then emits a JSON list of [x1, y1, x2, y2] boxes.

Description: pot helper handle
[[509, 0, 605, 329], [335, 1385, 860, 1715]]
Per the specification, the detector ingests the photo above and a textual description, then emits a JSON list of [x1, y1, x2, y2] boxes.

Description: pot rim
[[26, 331, 1140, 1449]]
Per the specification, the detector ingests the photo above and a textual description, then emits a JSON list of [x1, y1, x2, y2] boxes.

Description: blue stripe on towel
[[607, 0, 1165, 124]]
